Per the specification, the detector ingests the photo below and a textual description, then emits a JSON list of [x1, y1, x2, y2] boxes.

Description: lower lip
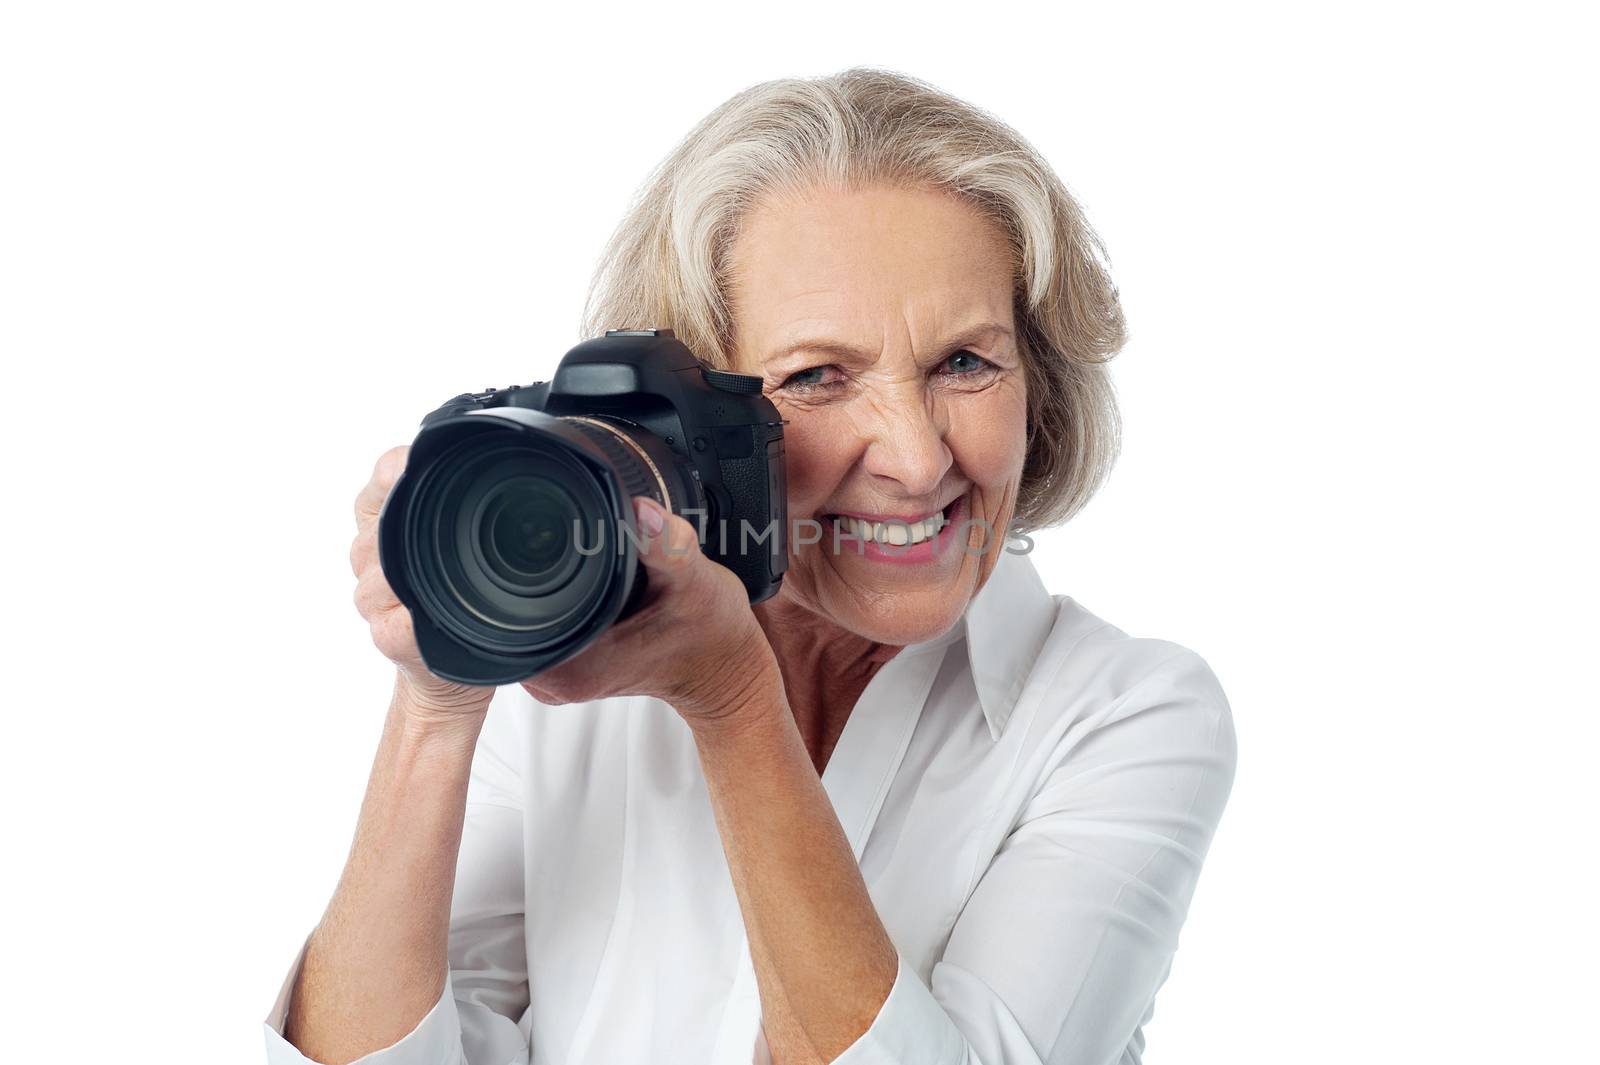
[[824, 494, 969, 566]]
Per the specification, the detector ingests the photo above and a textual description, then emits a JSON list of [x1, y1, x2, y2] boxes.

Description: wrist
[[391, 673, 491, 751], [680, 645, 786, 744]]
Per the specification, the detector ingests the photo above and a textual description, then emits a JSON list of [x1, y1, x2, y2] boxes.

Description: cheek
[[772, 384, 1028, 512], [774, 407, 855, 508], [951, 385, 1029, 492]]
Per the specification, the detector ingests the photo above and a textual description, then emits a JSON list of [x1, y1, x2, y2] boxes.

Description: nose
[[857, 381, 953, 503]]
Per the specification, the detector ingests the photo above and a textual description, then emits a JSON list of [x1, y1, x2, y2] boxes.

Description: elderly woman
[[265, 68, 1236, 1065]]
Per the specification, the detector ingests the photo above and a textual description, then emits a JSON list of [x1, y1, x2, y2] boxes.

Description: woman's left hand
[[518, 496, 782, 730]]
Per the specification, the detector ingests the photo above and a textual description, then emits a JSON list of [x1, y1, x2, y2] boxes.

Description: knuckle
[[371, 611, 415, 658], [375, 445, 410, 484], [353, 569, 395, 617]]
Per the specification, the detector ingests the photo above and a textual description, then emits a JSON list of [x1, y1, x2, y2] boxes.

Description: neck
[[753, 595, 902, 686], [752, 595, 903, 774]]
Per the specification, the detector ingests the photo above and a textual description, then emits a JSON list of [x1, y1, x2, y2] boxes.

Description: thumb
[[631, 496, 704, 581]]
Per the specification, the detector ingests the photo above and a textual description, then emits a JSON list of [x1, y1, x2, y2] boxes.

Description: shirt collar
[[902, 546, 1058, 741]]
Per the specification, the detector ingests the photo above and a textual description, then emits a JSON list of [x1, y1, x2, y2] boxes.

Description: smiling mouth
[[822, 495, 964, 547]]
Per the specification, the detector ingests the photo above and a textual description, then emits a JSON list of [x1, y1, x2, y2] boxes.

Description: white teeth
[[834, 511, 947, 546]]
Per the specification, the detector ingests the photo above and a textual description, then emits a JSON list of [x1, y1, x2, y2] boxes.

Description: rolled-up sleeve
[[833, 648, 1238, 1065], [263, 687, 534, 1064]]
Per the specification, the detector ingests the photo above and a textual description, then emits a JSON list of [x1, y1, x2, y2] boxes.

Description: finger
[[368, 604, 419, 666], [355, 446, 410, 525], [352, 565, 399, 620], [349, 529, 378, 578], [632, 497, 703, 584], [517, 666, 596, 707], [519, 678, 554, 703]]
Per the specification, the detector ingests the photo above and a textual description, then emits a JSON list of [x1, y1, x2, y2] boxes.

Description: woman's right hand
[[351, 445, 496, 723]]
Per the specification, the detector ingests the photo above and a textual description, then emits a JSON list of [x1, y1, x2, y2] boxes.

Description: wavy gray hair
[[580, 66, 1125, 532]]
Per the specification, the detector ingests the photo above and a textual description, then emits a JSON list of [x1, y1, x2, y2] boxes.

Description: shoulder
[[1042, 597, 1230, 704], [1025, 596, 1237, 775], [964, 551, 1234, 766], [994, 598, 1241, 852]]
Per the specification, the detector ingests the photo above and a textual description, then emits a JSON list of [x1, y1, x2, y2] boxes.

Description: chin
[[847, 610, 964, 647], [803, 566, 973, 646]]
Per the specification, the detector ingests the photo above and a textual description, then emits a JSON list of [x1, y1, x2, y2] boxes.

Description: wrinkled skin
[[350, 182, 1028, 730]]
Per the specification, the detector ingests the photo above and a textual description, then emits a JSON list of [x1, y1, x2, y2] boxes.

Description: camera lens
[[478, 476, 578, 592], [415, 435, 616, 643], [383, 410, 707, 684]]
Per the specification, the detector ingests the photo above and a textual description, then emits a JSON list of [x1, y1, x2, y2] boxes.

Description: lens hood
[[378, 406, 649, 686]]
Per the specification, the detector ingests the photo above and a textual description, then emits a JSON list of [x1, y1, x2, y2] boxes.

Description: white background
[[3, 3, 1595, 1062]]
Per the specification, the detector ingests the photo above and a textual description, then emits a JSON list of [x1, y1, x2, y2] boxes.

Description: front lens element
[[477, 476, 579, 593], [411, 435, 616, 646], [387, 408, 707, 684]]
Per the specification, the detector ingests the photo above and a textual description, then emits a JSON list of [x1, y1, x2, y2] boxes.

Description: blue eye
[[780, 365, 839, 392], [783, 367, 827, 387], [943, 350, 992, 374]]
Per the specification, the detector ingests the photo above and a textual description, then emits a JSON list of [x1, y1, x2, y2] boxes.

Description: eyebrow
[[763, 321, 1014, 364]]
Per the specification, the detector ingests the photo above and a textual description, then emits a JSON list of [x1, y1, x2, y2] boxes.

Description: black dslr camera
[[378, 329, 788, 686]]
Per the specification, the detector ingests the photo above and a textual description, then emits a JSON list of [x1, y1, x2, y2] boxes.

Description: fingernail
[[635, 497, 665, 537]]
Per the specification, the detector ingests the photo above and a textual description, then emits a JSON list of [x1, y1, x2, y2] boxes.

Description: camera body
[[378, 329, 788, 685]]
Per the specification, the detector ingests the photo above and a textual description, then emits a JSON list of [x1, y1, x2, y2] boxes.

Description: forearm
[[691, 677, 899, 1062], [283, 675, 486, 1064]]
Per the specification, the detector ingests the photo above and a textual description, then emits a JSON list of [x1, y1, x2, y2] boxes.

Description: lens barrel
[[379, 407, 705, 685]]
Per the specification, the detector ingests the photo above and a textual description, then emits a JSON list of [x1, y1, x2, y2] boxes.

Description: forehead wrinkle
[[762, 318, 1014, 366]]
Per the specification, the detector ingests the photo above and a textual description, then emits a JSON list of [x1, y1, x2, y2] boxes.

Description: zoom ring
[[564, 418, 672, 511]]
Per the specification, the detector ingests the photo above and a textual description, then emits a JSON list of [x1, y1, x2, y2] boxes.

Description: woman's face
[[726, 182, 1029, 646]]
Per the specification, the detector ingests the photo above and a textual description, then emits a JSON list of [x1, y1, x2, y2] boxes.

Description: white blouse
[[263, 548, 1237, 1064]]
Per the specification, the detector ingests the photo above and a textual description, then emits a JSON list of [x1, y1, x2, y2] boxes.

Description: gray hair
[[580, 66, 1125, 532]]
